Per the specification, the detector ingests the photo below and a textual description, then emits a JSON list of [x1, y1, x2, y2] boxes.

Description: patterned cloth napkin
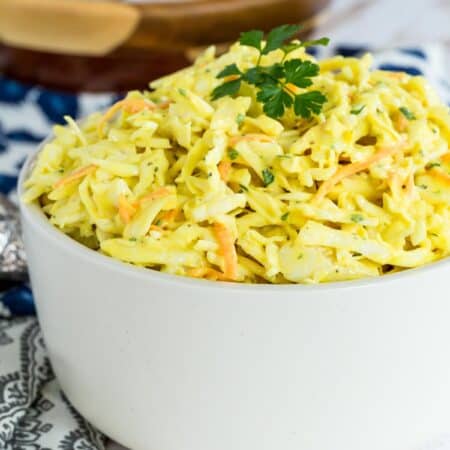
[[0, 44, 449, 450]]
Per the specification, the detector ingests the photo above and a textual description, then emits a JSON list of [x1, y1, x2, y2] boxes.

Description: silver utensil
[[0, 194, 27, 281]]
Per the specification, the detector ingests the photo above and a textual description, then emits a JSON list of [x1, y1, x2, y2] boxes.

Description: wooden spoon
[[0, 0, 140, 56]]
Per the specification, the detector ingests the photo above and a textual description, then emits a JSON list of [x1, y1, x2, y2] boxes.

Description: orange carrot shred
[[429, 168, 450, 186], [395, 113, 408, 132], [223, 74, 241, 83], [118, 194, 137, 224], [213, 222, 238, 281], [149, 225, 164, 232], [161, 208, 179, 224], [286, 83, 301, 95], [229, 134, 274, 146], [218, 161, 232, 182], [441, 153, 450, 164], [54, 165, 96, 188], [187, 267, 230, 281], [314, 143, 405, 203], [157, 100, 172, 110], [98, 98, 156, 137], [139, 187, 171, 204]]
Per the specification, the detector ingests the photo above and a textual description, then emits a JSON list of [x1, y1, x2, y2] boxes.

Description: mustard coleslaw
[[23, 43, 450, 283]]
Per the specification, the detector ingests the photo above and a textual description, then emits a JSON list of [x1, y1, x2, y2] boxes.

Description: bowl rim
[[18, 132, 450, 294]]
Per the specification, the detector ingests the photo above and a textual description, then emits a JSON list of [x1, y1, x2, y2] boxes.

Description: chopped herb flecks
[[262, 168, 275, 186], [281, 212, 289, 221], [399, 106, 416, 120], [228, 149, 239, 160], [350, 213, 364, 223], [236, 113, 245, 127], [350, 105, 365, 115]]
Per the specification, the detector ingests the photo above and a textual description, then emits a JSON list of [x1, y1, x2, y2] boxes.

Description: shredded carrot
[[394, 113, 408, 132], [187, 267, 230, 281], [223, 74, 241, 83], [139, 187, 171, 205], [98, 98, 156, 137], [160, 208, 179, 224], [441, 153, 450, 164], [54, 164, 96, 188], [157, 100, 172, 110], [213, 222, 238, 281], [149, 225, 164, 232], [314, 143, 405, 202], [229, 133, 274, 146], [118, 194, 137, 224], [286, 83, 301, 95], [429, 168, 450, 187], [218, 161, 232, 182]]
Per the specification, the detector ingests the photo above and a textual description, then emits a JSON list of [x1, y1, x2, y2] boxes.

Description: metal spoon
[[0, 194, 27, 281]]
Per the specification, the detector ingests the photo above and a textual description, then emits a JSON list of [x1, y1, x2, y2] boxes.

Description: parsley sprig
[[211, 24, 329, 119]]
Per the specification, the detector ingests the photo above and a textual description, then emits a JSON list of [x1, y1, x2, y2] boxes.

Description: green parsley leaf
[[294, 91, 327, 118], [426, 162, 441, 169], [217, 64, 242, 78], [399, 106, 416, 120], [239, 29, 264, 50], [281, 212, 289, 221], [228, 149, 239, 160], [262, 168, 275, 186], [257, 84, 292, 118], [265, 63, 285, 79], [211, 79, 241, 100], [242, 67, 267, 86], [284, 59, 319, 88], [350, 105, 366, 115], [129, 237, 138, 242], [350, 213, 364, 223], [262, 24, 301, 55], [178, 88, 187, 97], [211, 24, 328, 119], [239, 184, 249, 192], [282, 37, 329, 56], [301, 37, 330, 48], [281, 43, 302, 56]]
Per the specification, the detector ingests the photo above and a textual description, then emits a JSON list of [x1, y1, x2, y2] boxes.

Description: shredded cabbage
[[23, 42, 450, 283]]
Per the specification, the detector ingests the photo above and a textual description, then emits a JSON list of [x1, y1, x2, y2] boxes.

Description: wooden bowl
[[0, 0, 330, 92]]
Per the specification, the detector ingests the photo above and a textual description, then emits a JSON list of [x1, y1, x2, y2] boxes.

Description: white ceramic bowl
[[19, 141, 450, 450]]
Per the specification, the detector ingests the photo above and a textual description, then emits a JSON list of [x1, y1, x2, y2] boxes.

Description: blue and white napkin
[[0, 44, 449, 450]]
